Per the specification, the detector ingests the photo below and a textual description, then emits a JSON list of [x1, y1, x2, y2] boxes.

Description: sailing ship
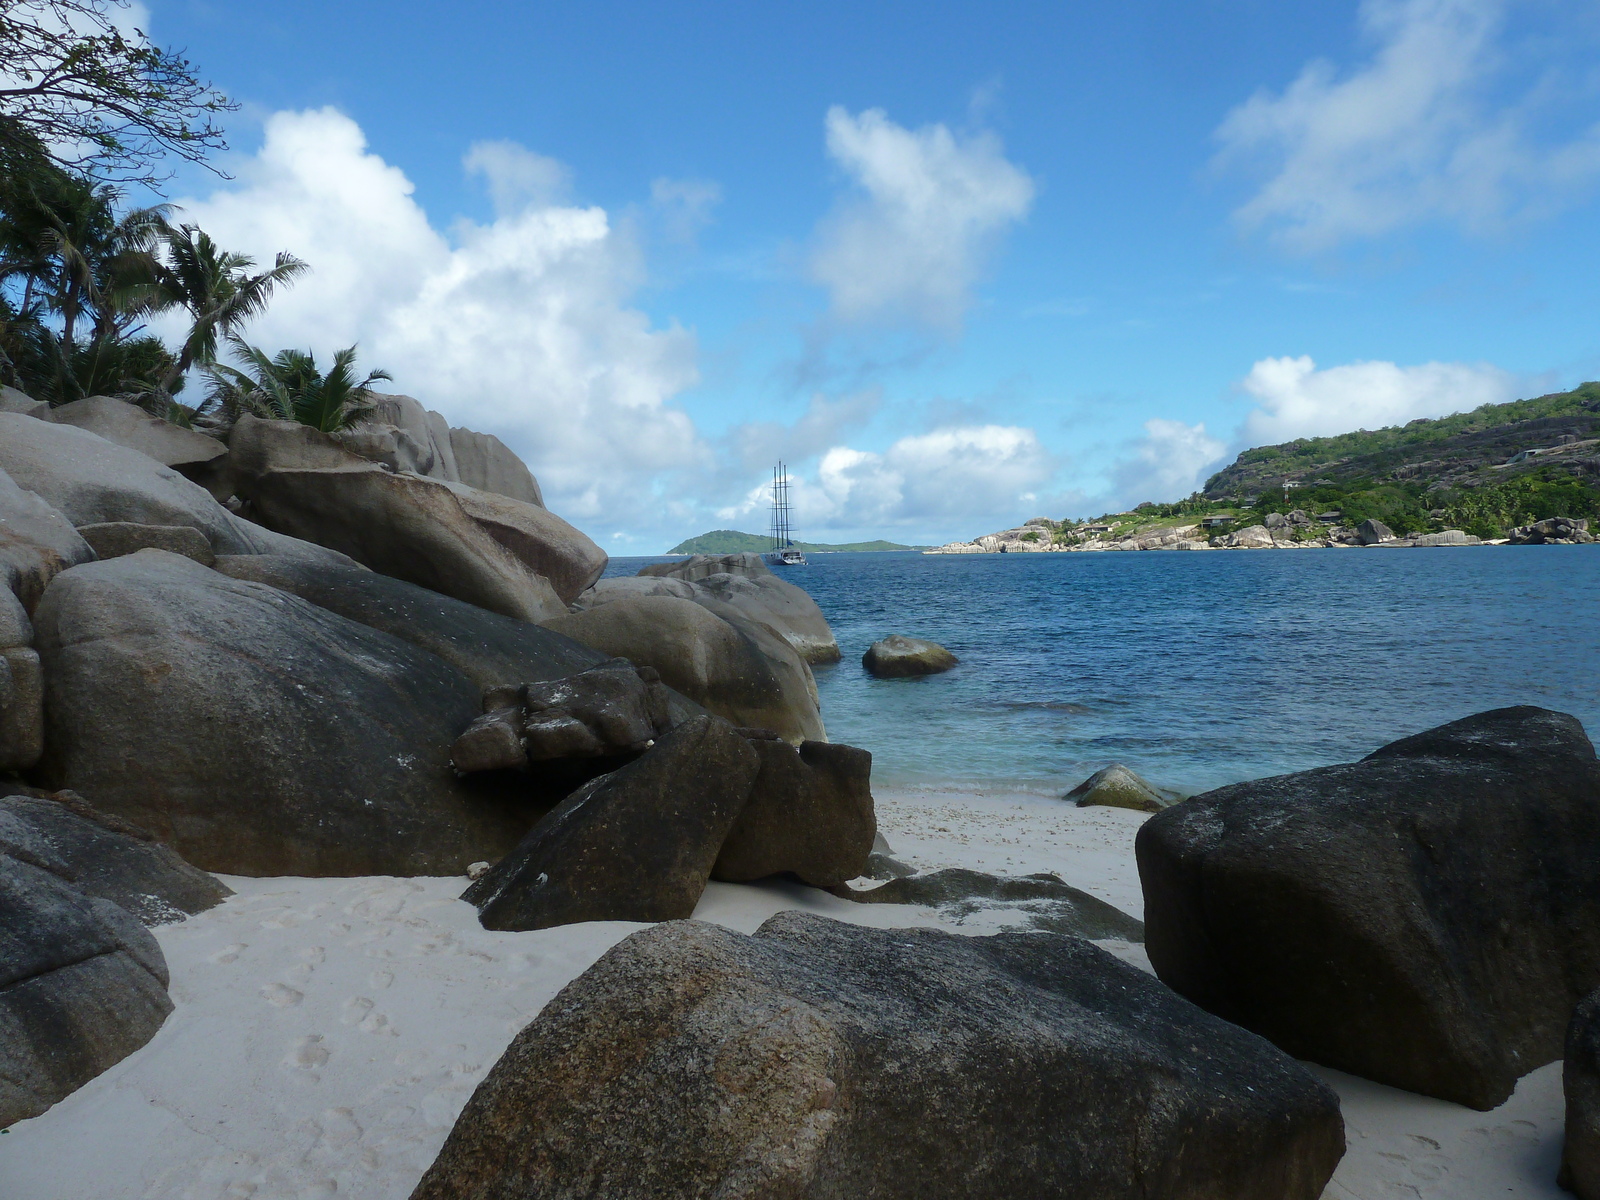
[[767, 462, 806, 566]]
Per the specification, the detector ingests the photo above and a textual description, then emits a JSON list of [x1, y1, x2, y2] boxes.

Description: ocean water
[[604, 548, 1600, 799]]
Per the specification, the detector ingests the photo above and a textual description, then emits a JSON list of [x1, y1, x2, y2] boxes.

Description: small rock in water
[[862, 634, 958, 678], [1065, 764, 1181, 813]]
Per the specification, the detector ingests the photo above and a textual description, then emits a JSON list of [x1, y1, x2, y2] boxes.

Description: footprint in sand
[[369, 968, 395, 990], [342, 995, 398, 1035], [209, 943, 247, 964], [286, 1035, 330, 1069], [261, 983, 304, 1007]]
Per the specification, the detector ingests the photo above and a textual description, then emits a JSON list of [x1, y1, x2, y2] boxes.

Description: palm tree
[[201, 337, 390, 433], [151, 223, 307, 397]]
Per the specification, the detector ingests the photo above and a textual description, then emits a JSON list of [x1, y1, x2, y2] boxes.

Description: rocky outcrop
[[1510, 517, 1594, 545], [227, 415, 597, 621], [837, 867, 1147, 939], [213, 554, 607, 693], [0, 790, 229, 925], [712, 739, 874, 886], [579, 560, 841, 665], [361, 393, 460, 481], [48, 396, 226, 479], [76, 520, 216, 566], [0, 384, 50, 418], [545, 595, 824, 743], [1065, 763, 1180, 812], [862, 634, 958, 678], [1138, 706, 1600, 1110], [449, 427, 544, 507], [0, 465, 95, 612], [32, 550, 534, 877], [1355, 518, 1395, 545], [0, 584, 44, 772], [413, 913, 1345, 1200], [1563, 987, 1600, 1197], [464, 716, 762, 931], [0, 853, 172, 1126]]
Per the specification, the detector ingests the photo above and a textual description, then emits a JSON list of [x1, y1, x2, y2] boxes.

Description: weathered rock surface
[[1563, 987, 1600, 1197], [545, 595, 824, 743], [1138, 705, 1600, 1109], [1355, 518, 1395, 545], [412, 912, 1345, 1200], [76, 520, 216, 566], [0, 854, 172, 1126], [1065, 763, 1179, 812], [363, 393, 460, 481], [464, 716, 761, 931], [0, 585, 44, 771], [0, 384, 50, 418], [0, 465, 96, 612], [639, 551, 772, 582], [33, 550, 534, 877], [837, 867, 1147, 940], [0, 791, 229, 925], [48, 396, 226, 474], [228, 416, 598, 619], [1407, 528, 1481, 547], [213, 554, 606, 692], [449, 427, 544, 507], [1510, 516, 1595, 545], [712, 740, 874, 886], [862, 634, 958, 678]]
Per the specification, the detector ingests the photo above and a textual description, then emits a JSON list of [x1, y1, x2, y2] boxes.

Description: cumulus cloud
[[1215, 0, 1600, 250], [1113, 419, 1229, 508], [650, 177, 723, 243], [810, 107, 1035, 330], [1239, 354, 1518, 442], [719, 424, 1056, 534], [166, 108, 704, 527]]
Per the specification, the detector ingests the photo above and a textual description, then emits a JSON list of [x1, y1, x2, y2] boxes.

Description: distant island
[[666, 529, 928, 555]]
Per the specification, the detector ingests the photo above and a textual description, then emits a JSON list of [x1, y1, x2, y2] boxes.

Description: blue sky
[[138, 0, 1600, 550]]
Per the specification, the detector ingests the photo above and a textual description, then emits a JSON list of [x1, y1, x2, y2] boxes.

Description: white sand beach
[[0, 790, 1569, 1200]]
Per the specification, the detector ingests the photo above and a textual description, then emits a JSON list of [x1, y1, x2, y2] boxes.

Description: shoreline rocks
[[862, 634, 958, 678], [1065, 763, 1180, 812]]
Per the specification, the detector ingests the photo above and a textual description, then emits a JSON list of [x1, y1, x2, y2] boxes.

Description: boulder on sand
[[862, 633, 958, 678], [1138, 706, 1600, 1110], [463, 716, 761, 931], [0, 853, 172, 1126], [1563, 987, 1600, 1197], [0, 790, 230, 925], [1065, 763, 1180, 813], [545, 595, 824, 743], [227, 416, 600, 619], [835, 866, 1147, 940], [412, 912, 1345, 1200], [712, 739, 874, 886], [32, 550, 535, 877]]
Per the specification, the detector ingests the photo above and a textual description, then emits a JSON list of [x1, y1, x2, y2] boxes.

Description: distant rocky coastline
[[926, 512, 1594, 554]]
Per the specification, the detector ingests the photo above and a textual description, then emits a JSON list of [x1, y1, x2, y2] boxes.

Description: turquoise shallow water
[[605, 548, 1600, 798]]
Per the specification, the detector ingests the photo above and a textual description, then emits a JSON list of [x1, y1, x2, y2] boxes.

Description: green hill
[[665, 529, 927, 555]]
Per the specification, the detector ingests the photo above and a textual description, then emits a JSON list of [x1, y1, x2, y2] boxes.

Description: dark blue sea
[[604, 548, 1600, 798]]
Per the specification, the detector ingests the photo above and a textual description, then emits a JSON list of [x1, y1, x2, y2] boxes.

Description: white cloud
[[1215, 0, 1600, 250], [1239, 354, 1517, 442], [166, 108, 705, 527], [1113, 419, 1229, 507], [810, 107, 1035, 330], [720, 424, 1056, 534], [650, 177, 723, 243]]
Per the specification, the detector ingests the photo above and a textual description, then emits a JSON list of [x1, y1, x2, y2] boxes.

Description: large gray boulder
[[464, 716, 761, 931], [363, 393, 459, 481], [0, 853, 172, 1126], [0, 384, 50, 418], [0, 465, 96, 611], [1355, 518, 1395, 545], [836, 867, 1147, 940], [32, 550, 534, 877], [0, 790, 230, 925], [213, 554, 607, 692], [76, 520, 215, 566], [0, 585, 43, 772], [862, 633, 958, 678], [712, 738, 874, 886], [1138, 706, 1600, 1110], [577, 568, 842, 665], [1065, 763, 1180, 813], [48, 395, 226, 476], [228, 416, 601, 620], [639, 551, 773, 582], [412, 913, 1345, 1200], [544, 595, 824, 743], [1564, 987, 1600, 1197], [449, 427, 544, 507]]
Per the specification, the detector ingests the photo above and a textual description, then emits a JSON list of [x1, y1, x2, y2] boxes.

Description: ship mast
[[770, 461, 793, 551]]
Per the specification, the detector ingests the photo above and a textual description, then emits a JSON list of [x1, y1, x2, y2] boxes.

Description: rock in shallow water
[[410, 912, 1345, 1200], [861, 634, 958, 678], [1138, 705, 1600, 1110], [1064, 762, 1180, 812]]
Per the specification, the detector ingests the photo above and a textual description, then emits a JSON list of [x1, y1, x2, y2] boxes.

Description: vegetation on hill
[[666, 529, 927, 555]]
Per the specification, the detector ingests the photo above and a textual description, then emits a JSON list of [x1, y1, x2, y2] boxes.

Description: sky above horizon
[[132, 0, 1600, 550]]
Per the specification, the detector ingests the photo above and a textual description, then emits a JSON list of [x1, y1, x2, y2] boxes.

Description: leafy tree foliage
[[203, 338, 392, 432]]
